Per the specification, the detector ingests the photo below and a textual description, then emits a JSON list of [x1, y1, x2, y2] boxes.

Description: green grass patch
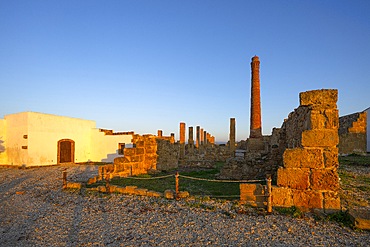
[[275, 206, 304, 218], [110, 162, 241, 199], [326, 211, 353, 228], [339, 155, 370, 166]]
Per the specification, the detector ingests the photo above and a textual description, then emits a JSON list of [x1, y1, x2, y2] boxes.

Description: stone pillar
[[229, 117, 236, 155], [180, 122, 186, 159], [157, 130, 162, 137], [196, 126, 200, 148], [200, 128, 204, 146], [250, 56, 262, 138], [170, 133, 175, 144], [188, 126, 194, 154], [203, 131, 207, 146]]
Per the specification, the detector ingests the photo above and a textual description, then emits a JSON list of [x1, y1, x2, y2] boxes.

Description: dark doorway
[[58, 139, 75, 164]]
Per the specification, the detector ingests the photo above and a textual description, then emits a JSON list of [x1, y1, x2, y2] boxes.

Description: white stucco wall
[[4, 113, 29, 166], [90, 130, 133, 162], [2, 112, 135, 166], [0, 119, 7, 164], [26, 112, 96, 166]]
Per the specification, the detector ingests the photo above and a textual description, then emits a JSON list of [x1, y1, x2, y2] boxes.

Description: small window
[[22, 146, 28, 149], [118, 143, 125, 155], [23, 135, 28, 139]]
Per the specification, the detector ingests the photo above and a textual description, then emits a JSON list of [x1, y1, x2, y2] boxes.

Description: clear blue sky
[[1, 0, 369, 142]]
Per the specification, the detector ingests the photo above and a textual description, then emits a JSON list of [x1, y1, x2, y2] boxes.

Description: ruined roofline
[[99, 129, 134, 135]]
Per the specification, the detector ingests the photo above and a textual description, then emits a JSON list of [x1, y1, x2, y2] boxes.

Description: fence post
[[175, 172, 179, 199], [62, 169, 67, 189], [105, 172, 110, 192], [266, 174, 272, 213]]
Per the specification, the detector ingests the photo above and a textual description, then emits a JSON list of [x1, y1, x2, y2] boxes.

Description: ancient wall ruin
[[271, 89, 340, 212], [338, 111, 367, 154]]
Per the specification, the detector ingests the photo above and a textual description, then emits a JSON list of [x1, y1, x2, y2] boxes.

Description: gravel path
[[1, 165, 369, 246]]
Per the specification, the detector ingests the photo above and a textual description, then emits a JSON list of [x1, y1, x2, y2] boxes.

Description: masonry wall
[[338, 111, 367, 154], [272, 89, 340, 212], [113, 134, 158, 177]]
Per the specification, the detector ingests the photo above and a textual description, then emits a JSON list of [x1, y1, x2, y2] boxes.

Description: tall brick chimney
[[250, 55, 262, 138]]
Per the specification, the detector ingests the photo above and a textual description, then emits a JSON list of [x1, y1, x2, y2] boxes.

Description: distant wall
[[338, 111, 367, 154]]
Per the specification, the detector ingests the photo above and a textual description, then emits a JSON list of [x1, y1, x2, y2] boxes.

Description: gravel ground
[[1, 165, 369, 247]]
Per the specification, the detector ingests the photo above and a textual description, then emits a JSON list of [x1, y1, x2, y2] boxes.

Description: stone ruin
[[94, 55, 341, 212], [338, 110, 367, 154]]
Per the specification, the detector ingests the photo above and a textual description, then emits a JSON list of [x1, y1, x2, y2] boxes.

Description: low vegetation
[[338, 154, 370, 209], [110, 162, 241, 199]]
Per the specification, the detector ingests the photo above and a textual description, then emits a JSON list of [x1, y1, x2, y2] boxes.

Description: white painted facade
[[0, 112, 133, 166]]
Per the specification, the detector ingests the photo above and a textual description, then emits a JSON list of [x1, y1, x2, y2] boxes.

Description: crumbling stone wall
[[272, 89, 340, 212], [338, 111, 367, 154], [112, 134, 158, 177]]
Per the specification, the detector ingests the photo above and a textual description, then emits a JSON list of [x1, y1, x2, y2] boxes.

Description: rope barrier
[[122, 174, 174, 180], [178, 174, 264, 183]]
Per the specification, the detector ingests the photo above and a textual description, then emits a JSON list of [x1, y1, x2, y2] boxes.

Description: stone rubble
[[1, 164, 369, 246]]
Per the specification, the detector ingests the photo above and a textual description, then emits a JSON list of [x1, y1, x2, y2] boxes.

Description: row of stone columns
[[179, 122, 215, 159]]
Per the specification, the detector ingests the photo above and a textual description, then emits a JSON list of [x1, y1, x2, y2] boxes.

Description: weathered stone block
[[323, 147, 339, 168], [66, 182, 82, 190], [283, 148, 324, 169], [277, 167, 310, 190], [131, 155, 143, 162], [135, 141, 145, 148], [323, 191, 340, 213], [164, 189, 175, 199], [240, 183, 265, 207], [125, 186, 138, 194], [292, 190, 323, 209], [147, 191, 163, 197], [271, 187, 293, 207], [124, 148, 136, 156], [299, 89, 338, 107], [310, 169, 339, 191], [134, 188, 148, 196], [301, 129, 339, 147], [349, 208, 370, 230], [136, 148, 145, 155], [177, 191, 190, 198], [310, 109, 339, 130]]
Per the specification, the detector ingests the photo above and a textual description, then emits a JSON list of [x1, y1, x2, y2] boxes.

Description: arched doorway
[[57, 139, 75, 164]]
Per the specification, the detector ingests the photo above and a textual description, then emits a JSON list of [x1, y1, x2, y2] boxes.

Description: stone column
[[188, 126, 194, 154], [170, 133, 175, 144], [203, 131, 207, 146], [200, 128, 204, 146], [180, 122, 186, 159], [157, 130, 163, 137], [196, 126, 200, 149], [250, 56, 262, 138], [229, 117, 236, 155]]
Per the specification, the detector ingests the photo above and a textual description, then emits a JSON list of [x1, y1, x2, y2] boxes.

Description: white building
[[0, 112, 133, 166]]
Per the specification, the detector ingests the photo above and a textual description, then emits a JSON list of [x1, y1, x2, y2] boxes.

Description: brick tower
[[250, 55, 262, 138]]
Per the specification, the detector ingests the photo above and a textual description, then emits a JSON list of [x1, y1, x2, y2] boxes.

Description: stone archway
[[57, 139, 75, 164]]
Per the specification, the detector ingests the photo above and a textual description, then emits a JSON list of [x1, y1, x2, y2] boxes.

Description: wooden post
[[105, 173, 110, 192], [266, 174, 272, 213], [130, 166, 133, 177], [175, 172, 179, 199], [62, 169, 67, 189]]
